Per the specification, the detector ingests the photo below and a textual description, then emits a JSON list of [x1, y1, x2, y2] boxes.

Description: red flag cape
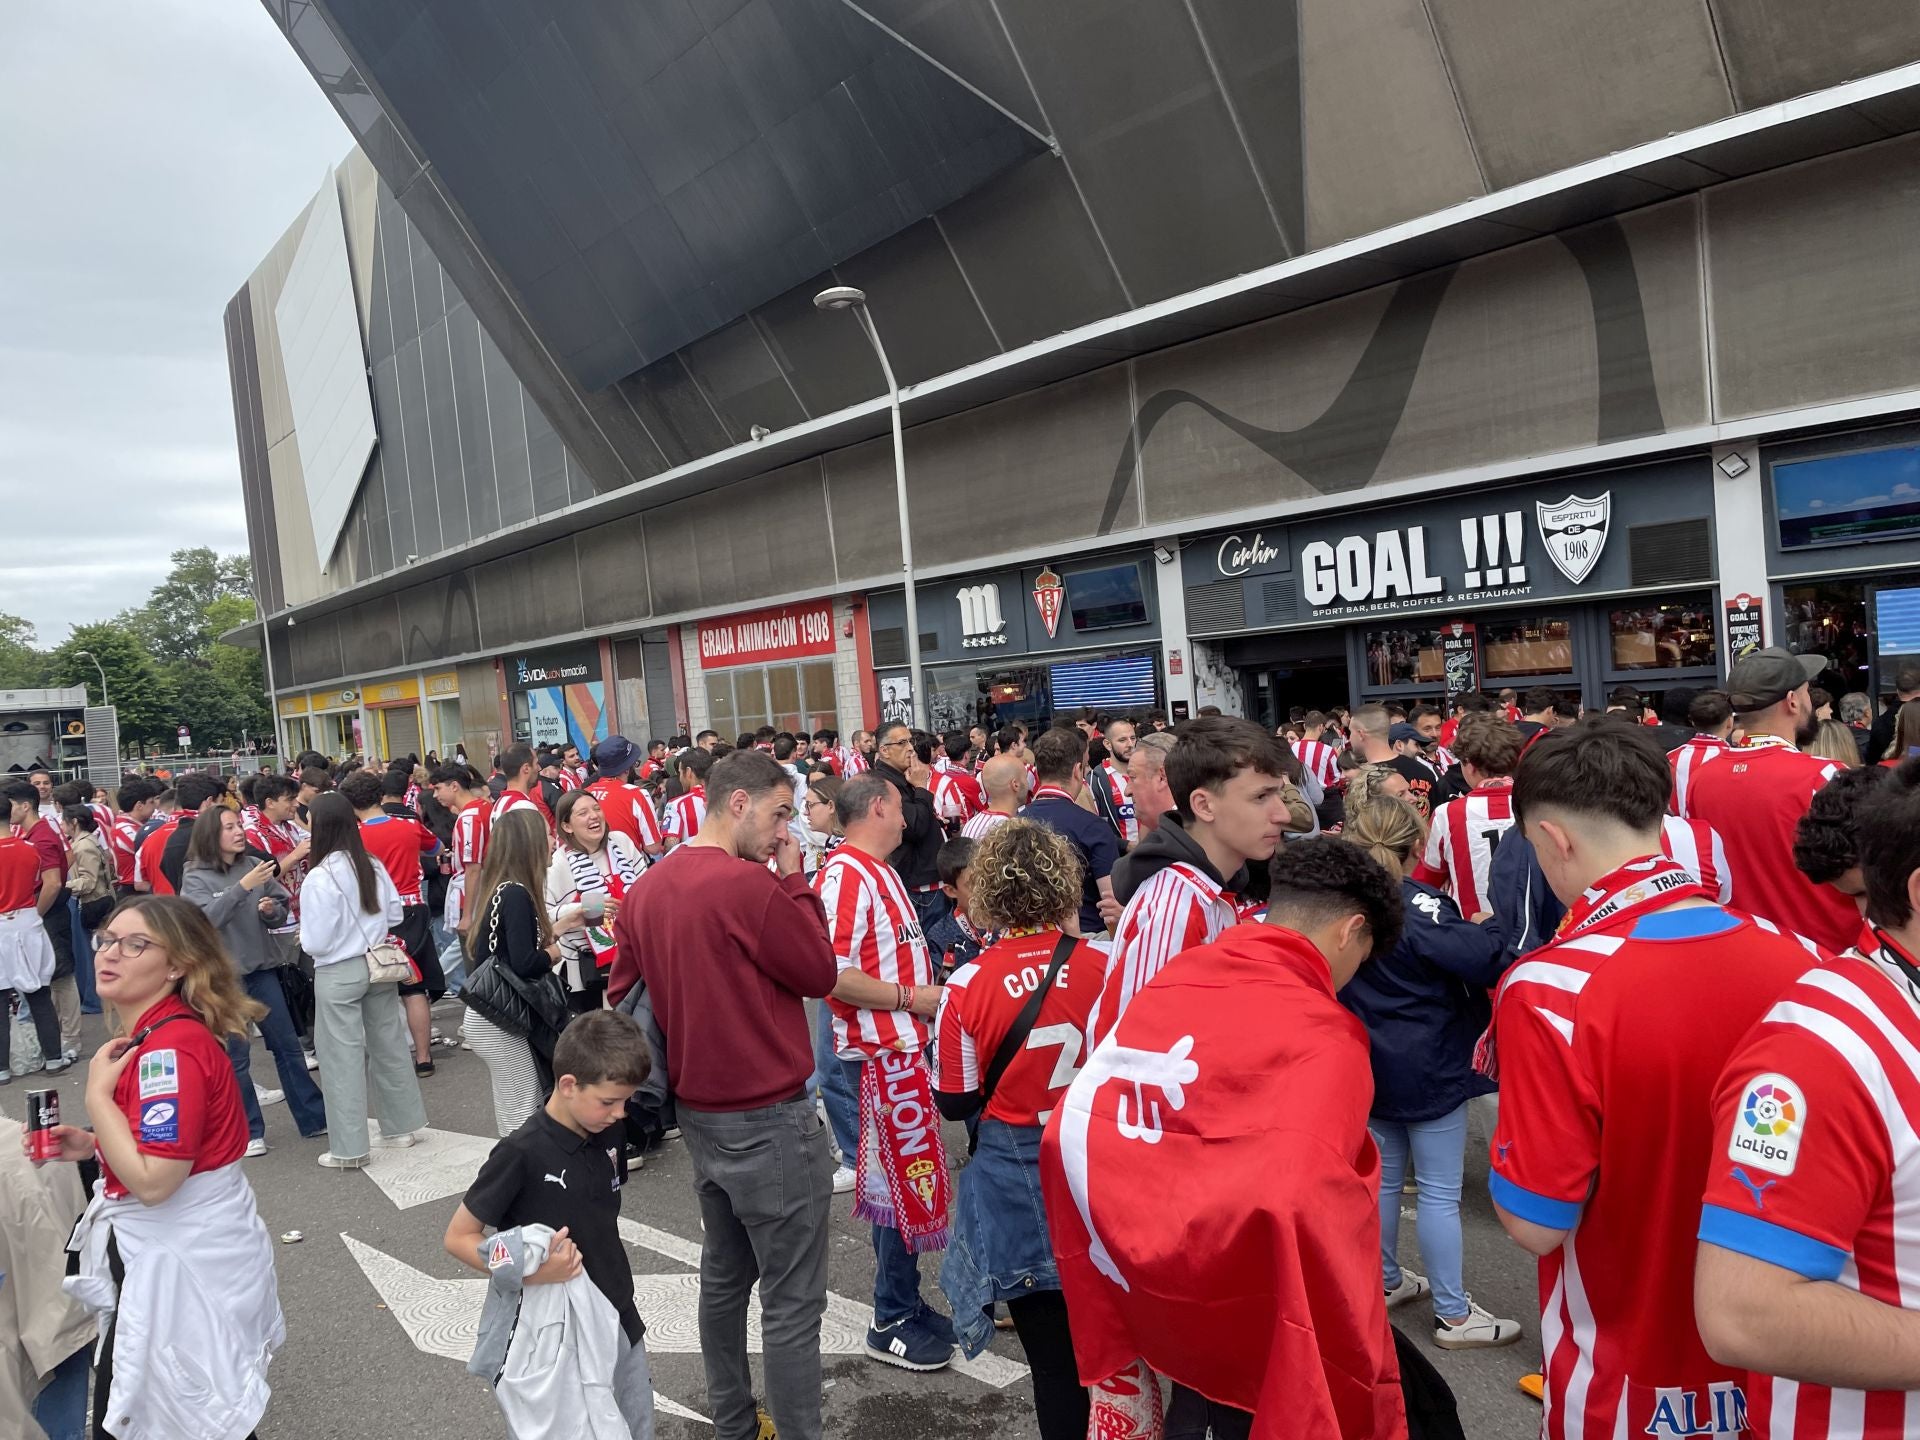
[[1040, 924, 1407, 1440]]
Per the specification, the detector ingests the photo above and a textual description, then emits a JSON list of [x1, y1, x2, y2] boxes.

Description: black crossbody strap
[[976, 932, 1076, 1131]]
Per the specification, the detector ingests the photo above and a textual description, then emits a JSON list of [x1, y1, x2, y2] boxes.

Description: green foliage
[[124, 548, 254, 664], [0, 612, 47, 689], [47, 625, 174, 747]]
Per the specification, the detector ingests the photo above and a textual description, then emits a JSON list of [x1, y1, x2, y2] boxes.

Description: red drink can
[[26, 1088, 59, 1162]]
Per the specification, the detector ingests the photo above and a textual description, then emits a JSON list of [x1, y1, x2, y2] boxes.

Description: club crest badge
[[1536, 493, 1611, 584]]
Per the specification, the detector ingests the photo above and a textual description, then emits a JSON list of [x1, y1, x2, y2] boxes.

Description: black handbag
[[460, 883, 570, 1042]]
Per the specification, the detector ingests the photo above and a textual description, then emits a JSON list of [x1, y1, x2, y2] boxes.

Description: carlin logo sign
[[1537, 493, 1611, 585]]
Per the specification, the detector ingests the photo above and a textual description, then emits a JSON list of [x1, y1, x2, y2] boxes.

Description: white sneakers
[[318, 1151, 367, 1169], [244, 1138, 269, 1158], [1384, 1271, 1431, 1308], [1434, 1298, 1524, 1350], [256, 1086, 285, 1107], [373, 1129, 419, 1149], [832, 1165, 856, 1195]]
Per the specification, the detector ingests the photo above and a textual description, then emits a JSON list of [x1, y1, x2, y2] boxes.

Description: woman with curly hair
[[30, 896, 284, 1439], [932, 819, 1099, 1439]]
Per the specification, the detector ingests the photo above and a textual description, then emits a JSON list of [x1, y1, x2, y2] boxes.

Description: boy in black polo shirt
[[445, 1010, 653, 1437]]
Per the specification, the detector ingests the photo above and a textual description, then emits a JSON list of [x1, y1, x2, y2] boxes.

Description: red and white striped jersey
[[961, 809, 1012, 842], [586, 778, 664, 852], [1294, 738, 1343, 792], [836, 745, 868, 776], [491, 786, 554, 840], [1490, 906, 1822, 1440], [932, 931, 1103, 1126], [552, 770, 580, 793], [1088, 861, 1239, 1046], [1429, 744, 1457, 774], [931, 767, 983, 827], [449, 797, 492, 876], [1668, 734, 1729, 817], [1699, 931, 1920, 1440], [815, 843, 932, 1058], [1660, 813, 1733, 904], [107, 815, 139, 887], [663, 786, 706, 842], [1414, 780, 1515, 919]]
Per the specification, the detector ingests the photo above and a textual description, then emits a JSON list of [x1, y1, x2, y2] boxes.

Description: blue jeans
[[70, 895, 99, 1013], [431, 913, 466, 996], [228, 968, 330, 1140], [842, 1058, 925, 1325], [1372, 1102, 1469, 1320], [811, 1003, 857, 1162], [33, 1344, 89, 1440]]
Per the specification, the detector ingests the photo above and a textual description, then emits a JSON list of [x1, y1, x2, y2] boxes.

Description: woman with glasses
[[298, 793, 427, 1170], [799, 774, 845, 875], [179, 807, 328, 1155], [29, 896, 283, 1439]]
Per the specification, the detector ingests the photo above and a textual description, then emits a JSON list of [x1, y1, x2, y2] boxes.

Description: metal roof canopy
[[230, 62, 1920, 645]]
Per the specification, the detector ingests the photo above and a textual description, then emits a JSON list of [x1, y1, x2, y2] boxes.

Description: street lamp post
[[814, 285, 926, 731], [73, 649, 108, 708]]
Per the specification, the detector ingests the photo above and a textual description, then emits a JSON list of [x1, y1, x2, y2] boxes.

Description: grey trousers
[[679, 1093, 834, 1440], [613, 1335, 656, 1440], [311, 955, 427, 1160]]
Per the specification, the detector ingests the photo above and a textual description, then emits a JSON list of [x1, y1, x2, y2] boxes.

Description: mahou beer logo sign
[[1032, 566, 1065, 638]]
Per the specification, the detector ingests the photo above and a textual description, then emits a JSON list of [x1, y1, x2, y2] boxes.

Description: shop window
[[802, 661, 839, 733], [1482, 617, 1575, 681], [1607, 596, 1716, 671], [706, 673, 735, 734], [1783, 582, 1870, 696], [1362, 628, 1445, 688]]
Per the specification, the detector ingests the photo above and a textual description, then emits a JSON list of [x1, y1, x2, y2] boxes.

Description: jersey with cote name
[[932, 932, 1103, 1126], [103, 996, 248, 1199], [815, 843, 932, 1058], [1489, 904, 1822, 1440], [1698, 931, 1920, 1440], [585, 778, 663, 851]]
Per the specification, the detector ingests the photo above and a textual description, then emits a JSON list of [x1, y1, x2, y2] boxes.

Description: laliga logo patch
[[1727, 1073, 1803, 1177], [905, 1156, 939, 1210]]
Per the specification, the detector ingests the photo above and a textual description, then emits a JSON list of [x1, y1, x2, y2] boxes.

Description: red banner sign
[[697, 599, 837, 669]]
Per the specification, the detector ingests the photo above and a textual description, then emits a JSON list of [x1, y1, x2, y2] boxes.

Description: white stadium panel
[[275, 166, 377, 570]]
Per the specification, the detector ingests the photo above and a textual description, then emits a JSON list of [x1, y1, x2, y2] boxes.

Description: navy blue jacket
[[1341, 878, 1505, 1123], [1483, 827, 1567, 969]]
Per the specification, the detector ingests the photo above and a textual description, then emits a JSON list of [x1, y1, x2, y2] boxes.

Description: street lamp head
[[813, 285, 867, 311]]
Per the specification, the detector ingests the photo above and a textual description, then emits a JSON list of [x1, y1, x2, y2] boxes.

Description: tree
[[47, 624, 174, 751], [127, 548, 254, 663], [0, 612, 46, 689], [167, 659, 259, 750], [203, 593, 272, 744]]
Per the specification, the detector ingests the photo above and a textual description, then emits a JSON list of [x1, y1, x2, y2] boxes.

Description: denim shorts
[[938, 1118, 1061, 1358]]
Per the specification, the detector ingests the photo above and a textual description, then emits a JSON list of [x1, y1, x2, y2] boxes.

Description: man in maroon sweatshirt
[[611, 748, 838, 1440]]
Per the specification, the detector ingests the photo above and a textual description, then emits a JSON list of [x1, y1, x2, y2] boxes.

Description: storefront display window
[[1362, 628, 1445, 688], [1607, 596, 1716, 671], [705, 660, 839, 735], [919, 650, 1162, 733], [1482, 616, 1575, 680], [1783, 582, 1870, 695]]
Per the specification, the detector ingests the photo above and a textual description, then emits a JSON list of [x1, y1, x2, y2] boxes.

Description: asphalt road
[[12, 1005, 1545, 1438]]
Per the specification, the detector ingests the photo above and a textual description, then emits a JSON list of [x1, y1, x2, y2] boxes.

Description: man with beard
[[1686, 647, 1855, 952], [1088, 717, 1139, 848]]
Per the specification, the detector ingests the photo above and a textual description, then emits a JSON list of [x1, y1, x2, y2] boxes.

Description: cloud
[[0, 2, 349, 645]]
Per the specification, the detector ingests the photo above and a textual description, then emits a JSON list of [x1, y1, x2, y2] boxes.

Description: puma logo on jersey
[[543, 1169, 567, 1189], [1730, 1166, 1776, 1210]]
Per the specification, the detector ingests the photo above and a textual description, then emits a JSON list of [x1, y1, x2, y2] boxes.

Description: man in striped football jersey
[[815, 773, 949, 1372], [662, 747, 713, 851], [1415, 715, 1523, 920], [1086, 717, 1303, 1045], [1696, 758, 1920, 1438], [1669, 689, 1735, 818], [1488, 718, 1822, 1440]]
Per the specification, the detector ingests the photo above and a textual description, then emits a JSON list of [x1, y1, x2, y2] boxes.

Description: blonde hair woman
[[31, 897, 284, 1438], [462, 807, 583, 1136], [1336, 800, 1519, 1349], [932, 820, 1099, 1437]]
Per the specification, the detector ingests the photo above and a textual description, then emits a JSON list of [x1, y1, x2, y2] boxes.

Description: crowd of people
[[6, 644, 1920, 1438]]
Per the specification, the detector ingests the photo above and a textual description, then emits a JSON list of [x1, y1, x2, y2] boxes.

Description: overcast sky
[[0, 3, 350, 644]]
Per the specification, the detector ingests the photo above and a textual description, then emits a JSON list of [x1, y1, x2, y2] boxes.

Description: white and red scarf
[[560, 839, 645, 971], [855, 1048, 951, 1253], [1474, 853, 1711, 1080]]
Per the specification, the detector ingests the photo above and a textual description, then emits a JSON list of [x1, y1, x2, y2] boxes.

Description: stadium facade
[[229, 0, 1920, 754]]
